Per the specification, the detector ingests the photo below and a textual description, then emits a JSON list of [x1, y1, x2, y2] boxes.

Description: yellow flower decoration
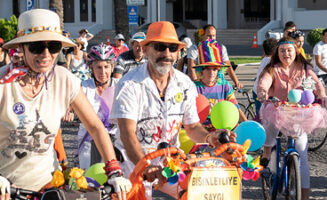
[[69, 167, 84, 179], [50, 170, 65, 187], [76, 176, 88, 189], [199, 28, 205, 36]]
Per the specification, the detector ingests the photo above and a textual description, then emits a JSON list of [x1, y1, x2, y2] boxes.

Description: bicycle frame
[[271, 135, 299, 197]]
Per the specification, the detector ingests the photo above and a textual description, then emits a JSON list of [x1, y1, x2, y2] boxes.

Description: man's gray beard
[[153, 64, 171, 75]]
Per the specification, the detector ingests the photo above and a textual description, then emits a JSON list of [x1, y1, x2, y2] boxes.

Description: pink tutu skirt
[[260, 102, 327, 137]]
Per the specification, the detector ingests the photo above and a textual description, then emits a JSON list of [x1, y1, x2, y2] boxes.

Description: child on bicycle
[[257, 37, 327, 200], [252, 38, 277, 119], [194, 39, 247, 132]]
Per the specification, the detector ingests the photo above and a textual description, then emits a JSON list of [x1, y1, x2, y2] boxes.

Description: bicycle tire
[[308, 128, 327, 151], [244, 105, 255, 120], [239, 103, 247, 114], [286, 154, 301, 200]]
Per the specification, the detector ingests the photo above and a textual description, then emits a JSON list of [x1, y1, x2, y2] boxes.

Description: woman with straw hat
[[0, 9, 131, 200]]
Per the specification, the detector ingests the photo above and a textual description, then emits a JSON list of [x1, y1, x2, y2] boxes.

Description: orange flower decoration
[[69, 167, 85, 179], [76, 176, 88, 189], [50, 170, 65, 187]]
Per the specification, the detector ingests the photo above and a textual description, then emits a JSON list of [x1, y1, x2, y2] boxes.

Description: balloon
[[101, 86, 116, 112], [301, 90, 315, 105], [196, 94, 210, 123], [287, 89, 302, 103], [85, 177, 101, 188], [235, 121, 266, 151], [210, 101, 239, 130], [179, 129, 195, 153], [85, 163, 108, 185]]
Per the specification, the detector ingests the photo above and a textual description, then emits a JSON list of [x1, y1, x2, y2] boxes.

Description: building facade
[[0, 0, 326, 44]]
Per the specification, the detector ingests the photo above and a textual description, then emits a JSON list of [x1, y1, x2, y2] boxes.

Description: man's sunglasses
[[152, 43, 179, 52], [26, 41, 62, 54]]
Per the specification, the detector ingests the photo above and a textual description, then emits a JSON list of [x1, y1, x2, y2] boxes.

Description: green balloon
[[210, 101, 239, 130], [85, 163, 108, 185]]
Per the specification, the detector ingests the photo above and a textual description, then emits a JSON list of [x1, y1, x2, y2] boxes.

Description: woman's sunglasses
[[152, 43, 179, 52], [26, 41, 62, 54]]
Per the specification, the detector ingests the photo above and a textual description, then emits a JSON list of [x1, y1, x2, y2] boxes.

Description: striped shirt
[[113, 50, 147, 76], [195, 79, 239, 129]]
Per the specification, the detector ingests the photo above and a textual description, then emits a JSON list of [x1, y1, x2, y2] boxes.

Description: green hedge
[[307, 28, 324, 48], [0, 15, 18, 43]]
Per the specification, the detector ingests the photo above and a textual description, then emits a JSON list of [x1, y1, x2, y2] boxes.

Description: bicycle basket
[[260, 102, 327, 137]]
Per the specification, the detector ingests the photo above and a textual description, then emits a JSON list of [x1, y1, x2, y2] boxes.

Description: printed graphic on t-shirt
[[2, 110, 55, 159]]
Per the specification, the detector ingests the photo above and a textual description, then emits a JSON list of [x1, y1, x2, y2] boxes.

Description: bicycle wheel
[[286, 154, 301, 200], [244, 105, 255, 120], [308, 128, 327, 151]]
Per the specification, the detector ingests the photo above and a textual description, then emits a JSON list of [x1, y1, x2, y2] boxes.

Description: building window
[[80, 0, 88, 21], [63, 0, 75, 22], [92, 0, 96, 22]]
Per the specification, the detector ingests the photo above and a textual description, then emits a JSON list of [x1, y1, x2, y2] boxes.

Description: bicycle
[[126, 133, 262, 200], [261, 132, 301, 200], [260, 98, 327, 200], [234, 87, 256, 120]]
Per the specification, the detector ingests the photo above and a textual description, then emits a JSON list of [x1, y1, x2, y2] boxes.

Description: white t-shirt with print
[[110, 63, 199, 154], [313, 41, 327, 75], [187, 43, 229, 63], [0, 66, 80, 191]]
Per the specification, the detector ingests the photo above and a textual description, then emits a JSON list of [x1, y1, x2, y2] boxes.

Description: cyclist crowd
[[1, 8, 327, 200]]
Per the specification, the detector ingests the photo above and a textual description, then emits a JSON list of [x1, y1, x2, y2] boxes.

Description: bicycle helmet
[[87, 43, 116, 63]]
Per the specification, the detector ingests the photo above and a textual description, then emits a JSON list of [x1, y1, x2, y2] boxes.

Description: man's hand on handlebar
[[0, 176, 10, 200], [207, 129, 236, 147], [144, 165, 166, 185]]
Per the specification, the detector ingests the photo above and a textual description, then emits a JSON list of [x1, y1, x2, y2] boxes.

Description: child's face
[[201, 66, 219, 86], [296, 36, 304, 48], [278, 43, 296, 67]]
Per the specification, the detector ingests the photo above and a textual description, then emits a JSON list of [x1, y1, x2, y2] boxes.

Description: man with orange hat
[[109, 21, 236, 199]]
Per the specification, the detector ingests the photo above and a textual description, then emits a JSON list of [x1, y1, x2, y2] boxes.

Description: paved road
[[61, 62, 327, 199]]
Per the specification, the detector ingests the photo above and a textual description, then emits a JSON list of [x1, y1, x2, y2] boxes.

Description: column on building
[[208, 0, 227, 29]]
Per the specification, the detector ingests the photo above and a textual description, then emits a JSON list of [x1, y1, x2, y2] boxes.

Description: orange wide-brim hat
[[140, 21, 186, 48]]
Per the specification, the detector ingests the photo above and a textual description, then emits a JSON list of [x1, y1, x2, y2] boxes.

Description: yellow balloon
[[179, 129, 195, 153]]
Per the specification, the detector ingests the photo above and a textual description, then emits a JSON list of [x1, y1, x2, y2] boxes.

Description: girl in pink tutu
[[257, 37, 327, 200]]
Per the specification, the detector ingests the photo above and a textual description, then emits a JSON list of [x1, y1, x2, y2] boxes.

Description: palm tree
[[49, 0, 64, 29], [113, 0, 129, 41]]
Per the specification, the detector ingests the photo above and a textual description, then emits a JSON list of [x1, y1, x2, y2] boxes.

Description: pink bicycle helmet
[[87, 43, 116, 63]]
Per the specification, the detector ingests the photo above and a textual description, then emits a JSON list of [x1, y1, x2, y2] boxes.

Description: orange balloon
[[196, 94, 210, 123]]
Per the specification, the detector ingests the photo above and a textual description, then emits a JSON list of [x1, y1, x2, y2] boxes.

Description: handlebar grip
[[218, 131, 230, 144], [101, 183, 114, 200]]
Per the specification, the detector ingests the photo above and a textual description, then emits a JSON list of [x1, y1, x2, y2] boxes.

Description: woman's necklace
[[23, 70, 45, 95]]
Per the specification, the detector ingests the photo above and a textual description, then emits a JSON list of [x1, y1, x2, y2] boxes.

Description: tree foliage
[[307, 28, 324, 48], [49, 0, 64, 29], [113, 0, 129, 41], [0, 15, 18, 42]]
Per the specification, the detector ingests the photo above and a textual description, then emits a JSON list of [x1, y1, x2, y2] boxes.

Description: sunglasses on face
[[152, 43, 179, 52], [26, 41, 62, 54]]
